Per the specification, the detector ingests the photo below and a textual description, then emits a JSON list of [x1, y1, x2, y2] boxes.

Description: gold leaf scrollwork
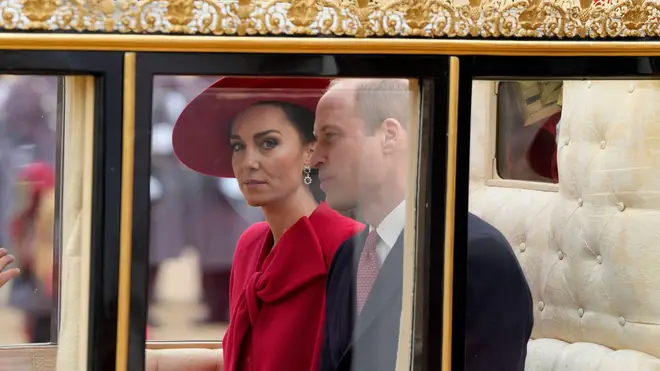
[[644, 1, 660, 36], [99, 0, 117, 31], [352, 0, 373, 37], [621, 0, 648, 31], [235, 0, 255, 35], [518, 0, 546, 31], [466, 0, 484, 24], [1, 0, 660, 39], [22, 0, 58, 29], [289, 0, 320, 28], [166, 0, 195, 33], [406, 0, 432, 34], [580, 0, 592, 9], [455, 0, 483, 37], [565, 1, 592, 38]]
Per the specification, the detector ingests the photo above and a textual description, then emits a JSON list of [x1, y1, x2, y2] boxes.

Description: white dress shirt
[[368, 201, 406, 266]]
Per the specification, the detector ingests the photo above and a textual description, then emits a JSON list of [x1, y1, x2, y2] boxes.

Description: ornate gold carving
[[519, 0, 546, 31], [166, 0, 195, 33], [23, 0, 59, 29], [5, 0, 660, 38], [289, 0, 320, 28]]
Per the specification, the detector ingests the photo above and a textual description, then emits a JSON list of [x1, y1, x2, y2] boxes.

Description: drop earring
[[303, 164, 312, 185]]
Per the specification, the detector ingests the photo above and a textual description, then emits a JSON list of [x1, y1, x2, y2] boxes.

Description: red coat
[[223, 202, 363, 371]]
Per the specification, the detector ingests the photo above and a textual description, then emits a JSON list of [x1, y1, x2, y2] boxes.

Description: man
[[312, 78, 533, 371]]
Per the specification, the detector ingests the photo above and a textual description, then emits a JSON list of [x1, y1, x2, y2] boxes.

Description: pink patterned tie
[[356, 229, 381, 314]]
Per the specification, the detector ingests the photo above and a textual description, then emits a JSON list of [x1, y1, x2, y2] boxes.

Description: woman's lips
[[244, 180, 267, 188]]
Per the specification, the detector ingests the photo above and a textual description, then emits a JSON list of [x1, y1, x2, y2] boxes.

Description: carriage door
[[117, 51, 460, 371], [0, 51, 124, 371]]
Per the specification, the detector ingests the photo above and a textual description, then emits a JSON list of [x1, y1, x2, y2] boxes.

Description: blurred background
[[0, 75, 263, 344]]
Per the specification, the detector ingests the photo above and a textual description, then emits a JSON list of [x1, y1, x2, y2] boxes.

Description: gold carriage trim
[[7, 0, 660, 38]]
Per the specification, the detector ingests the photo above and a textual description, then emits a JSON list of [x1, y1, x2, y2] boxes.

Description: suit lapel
[[339, 232, 404, 363]]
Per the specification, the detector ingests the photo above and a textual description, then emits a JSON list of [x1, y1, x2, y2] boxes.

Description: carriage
[[0, 0, 657, 370]]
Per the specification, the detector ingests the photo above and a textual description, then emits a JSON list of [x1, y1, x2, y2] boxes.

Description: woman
[[172, 77, 363, 371]]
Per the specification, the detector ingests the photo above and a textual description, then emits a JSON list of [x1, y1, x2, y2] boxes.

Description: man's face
[[312, 85, 382, 211]]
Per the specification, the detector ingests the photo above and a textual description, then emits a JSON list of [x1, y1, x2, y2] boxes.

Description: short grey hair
[[330, 78, 411, 133]]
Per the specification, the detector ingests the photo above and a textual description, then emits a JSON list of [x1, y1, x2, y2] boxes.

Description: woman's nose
[[242, 149, 260, 170]]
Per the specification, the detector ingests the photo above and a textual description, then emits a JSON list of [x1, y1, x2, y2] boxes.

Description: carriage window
[[146, 74, 421, 371], [469, 78, 660, 370], [0, 75, 62, 345], [496, 81, 562, 183]]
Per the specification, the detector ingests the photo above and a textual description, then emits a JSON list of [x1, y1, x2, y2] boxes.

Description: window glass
[[0, 75, 62, 345], [146, 75, 421, 371], [496, 81, 562, 183], [470, 79, 660, 371]]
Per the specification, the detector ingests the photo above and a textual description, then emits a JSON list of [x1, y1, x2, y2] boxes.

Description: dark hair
[[251, 101, 317, 144], [231, 100, 325, 203]]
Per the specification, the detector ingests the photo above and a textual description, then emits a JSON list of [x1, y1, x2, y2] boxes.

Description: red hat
[[17, 161, 56, 195], [172, 77, 331, 178], [10, 161, 56, 241]]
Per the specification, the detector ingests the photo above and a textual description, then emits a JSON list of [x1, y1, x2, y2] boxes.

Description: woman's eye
[[230, 142, 244, 152], [262, 139, 278, 149]]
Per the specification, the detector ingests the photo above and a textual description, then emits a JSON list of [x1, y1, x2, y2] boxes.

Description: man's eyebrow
[[317, 124, 341, 133]]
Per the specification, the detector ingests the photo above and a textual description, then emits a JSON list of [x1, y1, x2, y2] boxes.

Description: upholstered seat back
[[469, 80, 660, 371]]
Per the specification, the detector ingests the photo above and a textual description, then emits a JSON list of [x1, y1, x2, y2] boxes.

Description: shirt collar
[[369, 200, 406, 248]]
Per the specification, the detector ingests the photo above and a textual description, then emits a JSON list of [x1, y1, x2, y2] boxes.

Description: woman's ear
[[304, 142, 316, 164]]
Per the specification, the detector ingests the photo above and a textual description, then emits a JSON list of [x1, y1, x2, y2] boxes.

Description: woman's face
[[229, 104, 313, 207]]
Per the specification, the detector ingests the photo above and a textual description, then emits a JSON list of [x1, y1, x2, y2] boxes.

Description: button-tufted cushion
[[469, 81, 660, 370]]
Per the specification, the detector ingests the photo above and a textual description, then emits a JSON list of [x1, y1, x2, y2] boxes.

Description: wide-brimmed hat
[[172, 77, 331, 178]]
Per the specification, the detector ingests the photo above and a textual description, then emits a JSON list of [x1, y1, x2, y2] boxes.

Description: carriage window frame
[[0, 51, 124, 371], [469, 57, 660, 196], [453, 55, 660, 371], [471, 80, 560, 193], [123, 52, 453, 371]]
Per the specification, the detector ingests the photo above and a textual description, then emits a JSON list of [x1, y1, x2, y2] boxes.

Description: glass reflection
[[496, 81, 562, 183], [0, 75, 60, 345], [148, 76, 264, 341], [146, 77, 419, 371]]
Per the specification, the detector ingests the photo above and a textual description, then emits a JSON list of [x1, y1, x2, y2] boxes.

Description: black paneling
[[449, 58, 474, 371], [422, 73, 451, 371], [0, 51, 124, 371], [135, 53, 451, 77], [471, 56, 660, 79], [89, 54, 124, 371]]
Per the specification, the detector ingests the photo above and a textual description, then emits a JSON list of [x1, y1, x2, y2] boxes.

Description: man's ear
[[381, 118, 402, 154]]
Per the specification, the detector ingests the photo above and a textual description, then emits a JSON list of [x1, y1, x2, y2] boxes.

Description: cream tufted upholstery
[[469, 80, 660, 370]]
